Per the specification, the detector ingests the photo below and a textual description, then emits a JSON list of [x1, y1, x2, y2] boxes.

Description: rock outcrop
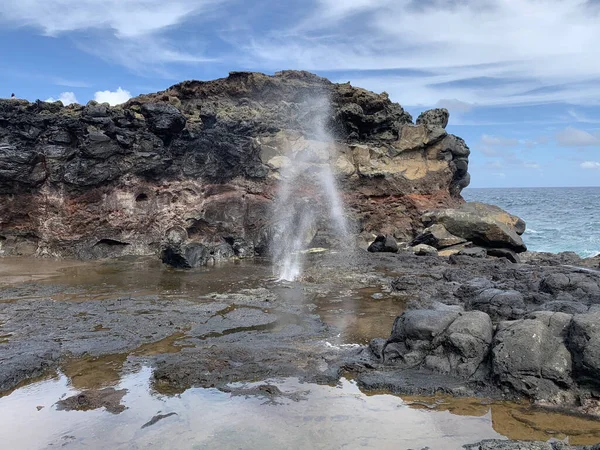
[[368, 250, 600, 412], [0, 71, 470, 260], [411, 202, 527, 261]]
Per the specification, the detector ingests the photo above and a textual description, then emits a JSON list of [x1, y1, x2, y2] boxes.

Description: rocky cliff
[[0, 71, 470, 259]]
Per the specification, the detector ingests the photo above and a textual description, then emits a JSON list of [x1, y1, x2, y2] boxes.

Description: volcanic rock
[[367, 235, 399, 253], [411, 244, 439, 256], [412, 223, 467, 249], [422, 202, 527, 252], [0, 71, 470, 261]]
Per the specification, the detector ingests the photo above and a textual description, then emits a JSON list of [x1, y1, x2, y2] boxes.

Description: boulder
[[567, 312, 600, 385], [416, 108, 449, 128], [422, 202, 527, 252], [367, 235, 398, 253], [492, 311, 573, 397], [412, 224, 466, 249], [411, 244, 438, 256], [380, 310, 492, 378]]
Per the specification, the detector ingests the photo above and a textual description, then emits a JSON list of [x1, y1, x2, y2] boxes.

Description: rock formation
[[368, 250, 600, 413], [410, 201, 527, 262], [0, 71, 470, 261]]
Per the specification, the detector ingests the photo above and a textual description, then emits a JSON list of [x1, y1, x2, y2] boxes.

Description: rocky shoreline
[[1, 250, 600, 447], [2, 71, 600, 448]]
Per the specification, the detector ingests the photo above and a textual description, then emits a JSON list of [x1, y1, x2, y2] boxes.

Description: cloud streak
[[3, 0, 600, 108], [555, 126, 600, 146], [0, 0, 228, 73], [244, 0, 600, 107]]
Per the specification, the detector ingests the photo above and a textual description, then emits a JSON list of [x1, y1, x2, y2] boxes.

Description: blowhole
[[136, 193, 149, 202]]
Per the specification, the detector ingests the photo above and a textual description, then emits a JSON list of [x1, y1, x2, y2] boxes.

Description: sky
[[1, 0, 600, 188]]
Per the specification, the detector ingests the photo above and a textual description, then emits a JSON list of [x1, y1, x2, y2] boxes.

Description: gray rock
[[411, 244, 438, 256], [412, 224, 467, 249], [492, 312, 573, 397], [422, 202, 527, 252], [568, 312, 600, 384], [487, 247, 520, 263], [416, 108, 449, 129], [463, 440, 579, 450], [396, 310, 460, 341], [468, 288, 525, 321], [382, 310, 491, 378]]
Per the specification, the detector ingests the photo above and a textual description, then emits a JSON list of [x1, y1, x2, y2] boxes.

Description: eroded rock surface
[[0, 71, 470, 261]]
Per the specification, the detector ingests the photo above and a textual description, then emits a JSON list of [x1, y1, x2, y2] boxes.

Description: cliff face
[[0, 71, 470, 259]]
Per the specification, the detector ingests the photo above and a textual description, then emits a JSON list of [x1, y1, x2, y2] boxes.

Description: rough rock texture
[[492, 311, 574, 399], [0, 71, 470, 260], [364, 250, 600, 412], [412, 223, 467, 249], [380, 310, 492, 377], [367, 235, 399, 253], [421, 202, 527, 253]]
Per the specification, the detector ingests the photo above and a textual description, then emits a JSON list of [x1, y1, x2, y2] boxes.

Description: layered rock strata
[[0, 71, 469, 260]]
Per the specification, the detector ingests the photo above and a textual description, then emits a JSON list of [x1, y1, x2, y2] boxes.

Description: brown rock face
[[0, 71, 470, 259]]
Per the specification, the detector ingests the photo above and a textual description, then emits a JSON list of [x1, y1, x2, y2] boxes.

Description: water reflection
[[0, 257, 399, 345], [2, 365, 600, 450]]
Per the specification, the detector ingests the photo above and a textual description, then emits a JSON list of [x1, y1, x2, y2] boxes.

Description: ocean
[[462, 187, 600, 258]]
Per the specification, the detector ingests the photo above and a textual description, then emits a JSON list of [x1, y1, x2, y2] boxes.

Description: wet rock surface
[[2, 251, 600, 447], [55, 387, 127, 414]]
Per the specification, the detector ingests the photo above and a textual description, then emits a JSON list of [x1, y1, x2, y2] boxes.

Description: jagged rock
[[379, 310, 492, 378], [422, 202, 527, 252], [492, 311, 573, 399], [411, 244, 438, 256], [412, 223, 466, 249], [0, 71, 470, 260], [367, 235, 398, 253], [416, 108, 449, 128]]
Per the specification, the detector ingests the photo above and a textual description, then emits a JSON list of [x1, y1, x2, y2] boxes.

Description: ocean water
[[462, 187, 600, 258]]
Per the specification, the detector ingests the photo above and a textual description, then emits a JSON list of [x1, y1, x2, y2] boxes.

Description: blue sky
[[1, 0, 599, 188]]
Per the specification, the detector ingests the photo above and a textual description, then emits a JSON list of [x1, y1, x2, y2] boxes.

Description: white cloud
[[94, 87, 132, 105], [581, 161, 600, 169], [45, 91, 78, 105], [4, 0, 600, 108], [555, 127, 600, 147], [0, 1, 227, 71], [0, 0, 219, 38], [242, 0, 600, 107]]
